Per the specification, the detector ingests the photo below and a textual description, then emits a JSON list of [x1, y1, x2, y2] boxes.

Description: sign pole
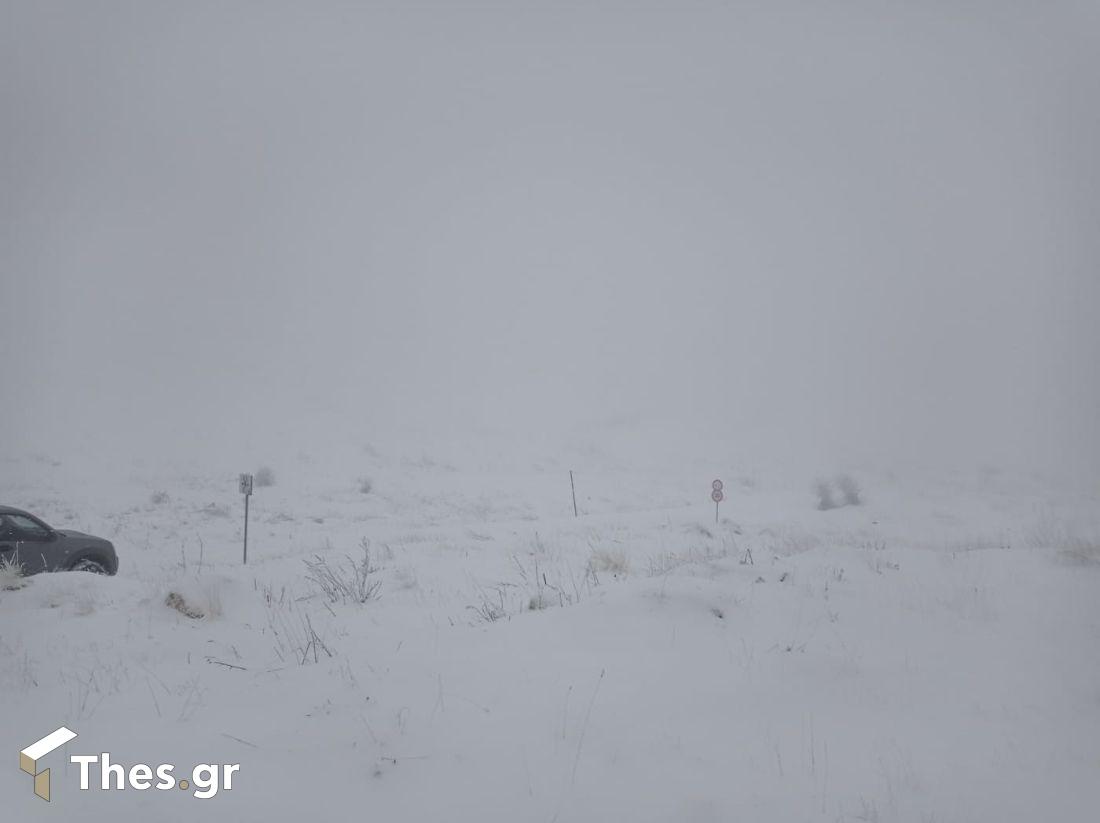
[[239, 473, 254, 565], [570, 470, 578, 517], [243, 493, 250, 565], [711, 479, 724, 525]]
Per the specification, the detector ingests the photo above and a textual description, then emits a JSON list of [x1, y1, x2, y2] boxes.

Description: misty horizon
[[4, 2, 1098, 482]]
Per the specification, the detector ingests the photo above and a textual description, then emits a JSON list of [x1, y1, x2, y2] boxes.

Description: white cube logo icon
[[20, 727, 77, 801]]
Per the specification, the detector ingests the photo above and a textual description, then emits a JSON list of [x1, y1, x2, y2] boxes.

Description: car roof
[[0, 506, 32, 517]]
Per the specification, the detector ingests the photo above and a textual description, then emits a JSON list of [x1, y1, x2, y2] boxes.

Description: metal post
[[570, 470, 578, 517], [239, 472, 254, 566], [243, 492, 249, 565]]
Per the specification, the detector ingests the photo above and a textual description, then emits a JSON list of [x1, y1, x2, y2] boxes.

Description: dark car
[[0, 506, 118, 576]]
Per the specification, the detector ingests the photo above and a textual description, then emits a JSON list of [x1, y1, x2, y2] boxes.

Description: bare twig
[[205, 658, 247, 671], [571, 668, 605, 784]]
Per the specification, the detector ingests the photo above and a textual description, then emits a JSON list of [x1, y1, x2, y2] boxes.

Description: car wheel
[[70, 558, 109, 574]]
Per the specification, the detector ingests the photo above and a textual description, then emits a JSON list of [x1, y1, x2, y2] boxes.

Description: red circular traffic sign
[[712, 479, 723, 491], [711, 489, 724, 503]]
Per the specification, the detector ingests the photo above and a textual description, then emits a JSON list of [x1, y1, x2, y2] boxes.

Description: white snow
[[1, 443, 1098, 821]]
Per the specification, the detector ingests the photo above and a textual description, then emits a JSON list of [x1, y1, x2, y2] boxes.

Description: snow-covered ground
[[2, 440, 1098, 821]]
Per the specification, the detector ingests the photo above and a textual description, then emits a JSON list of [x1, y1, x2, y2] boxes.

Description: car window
[[5, 514, 51, 539]]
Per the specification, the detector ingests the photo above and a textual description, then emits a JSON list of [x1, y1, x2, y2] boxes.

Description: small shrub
[[815, 475, 862, 509], [165, 591, 204, 619], [0, 557, 28, 591], [150, 490, 170, 505], [303, 538, 381, 604], [835, 474, 861, 506], [1024, 516, 1100, 565], [254, 466, 276, 488], [528, 593, 551, 611], [814, 479, 838, 511], [469, 586, 509, 622], [164, 578, 223, 619], [589, 548, 629, 576], [357, 477, 373, 494]]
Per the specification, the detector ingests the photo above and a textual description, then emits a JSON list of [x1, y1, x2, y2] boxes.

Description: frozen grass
[[469, 585, 509, 622], [265, 597, 335, 665], [588, 547, 630, 576], [1024, 514, 1100, 565], [303, 538, 382, 604], [0, 556, 27, 591]]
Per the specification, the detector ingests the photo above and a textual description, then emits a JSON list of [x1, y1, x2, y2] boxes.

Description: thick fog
[[3, 2, 1098, 478]]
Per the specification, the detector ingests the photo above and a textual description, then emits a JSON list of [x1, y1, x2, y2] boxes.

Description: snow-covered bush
[[357, 477, 373, 494], [814, 475, 861, 509], [150, 490, 170, 505], [814, 478, 838, 510], [836, 474, 861, 506], [588, 548, 629, 576], [527, 593, 551, 611], [254, 466, 276, 487], [165, 591, 204, 619], [164, 576, 225, 619], [0, 556, 27, 591], [1024, 516, 1100, 565]]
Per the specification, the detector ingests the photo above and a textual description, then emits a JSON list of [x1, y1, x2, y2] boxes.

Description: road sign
[[711, 480, 724, 524], [711, 488, 724, 503], [712, 479, 723, 492], [239, 473, 253, 564]]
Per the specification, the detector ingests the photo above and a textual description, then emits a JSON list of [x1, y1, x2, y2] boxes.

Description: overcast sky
[[3, 1, 1098, 477]]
